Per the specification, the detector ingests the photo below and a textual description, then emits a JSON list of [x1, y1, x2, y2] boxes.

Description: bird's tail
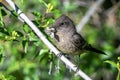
[[84, 44, 106, 55]]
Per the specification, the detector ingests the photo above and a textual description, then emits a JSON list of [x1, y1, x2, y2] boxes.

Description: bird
[[51, 15, 105, 55]]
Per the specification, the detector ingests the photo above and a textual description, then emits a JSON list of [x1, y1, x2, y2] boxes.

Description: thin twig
[[3, 0, 92, 80], [76, 0, 105, 32], [104, 1, 120, 15]]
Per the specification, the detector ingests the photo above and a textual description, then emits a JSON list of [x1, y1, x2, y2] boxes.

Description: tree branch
[[3, 0, 92, 80]]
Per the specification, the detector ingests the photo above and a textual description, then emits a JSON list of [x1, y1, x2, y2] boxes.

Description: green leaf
[[47, 18, 54, 24], [0, 73, 16, 80], [0, 21, 4, 27], [38, 0, 47, 7], [105, 60, 117, 68], [39, 49, 49, 55], [23, 24, 31, 33], [32, 11, 42, 17], [22, 40, 28, 53], [0, 45, 4, 63], [118, 57, 120, 62], [0, 27, 9, 35], [0, 53, 3, 62], [38, 49, 50, 62], [5, 75, 16, 80], [12, 11, 19, 17], [1, 9, 7, 16]]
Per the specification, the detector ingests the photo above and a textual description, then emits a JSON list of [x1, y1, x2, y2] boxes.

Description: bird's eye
[[59, 22, 67, 26], [59, 22, 65, 26]]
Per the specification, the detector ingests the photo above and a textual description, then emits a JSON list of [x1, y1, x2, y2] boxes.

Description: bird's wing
[[71, 33, 106, 54], [71, 33, 87, 50]]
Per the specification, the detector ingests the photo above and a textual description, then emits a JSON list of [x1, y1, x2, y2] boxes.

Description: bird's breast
[[54, 31, 81, 54]]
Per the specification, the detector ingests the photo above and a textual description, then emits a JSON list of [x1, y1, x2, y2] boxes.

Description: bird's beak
[[45, 27, 56, 34]]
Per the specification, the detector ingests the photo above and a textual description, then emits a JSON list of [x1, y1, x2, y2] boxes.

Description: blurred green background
[[0, 0, 120, 80]]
